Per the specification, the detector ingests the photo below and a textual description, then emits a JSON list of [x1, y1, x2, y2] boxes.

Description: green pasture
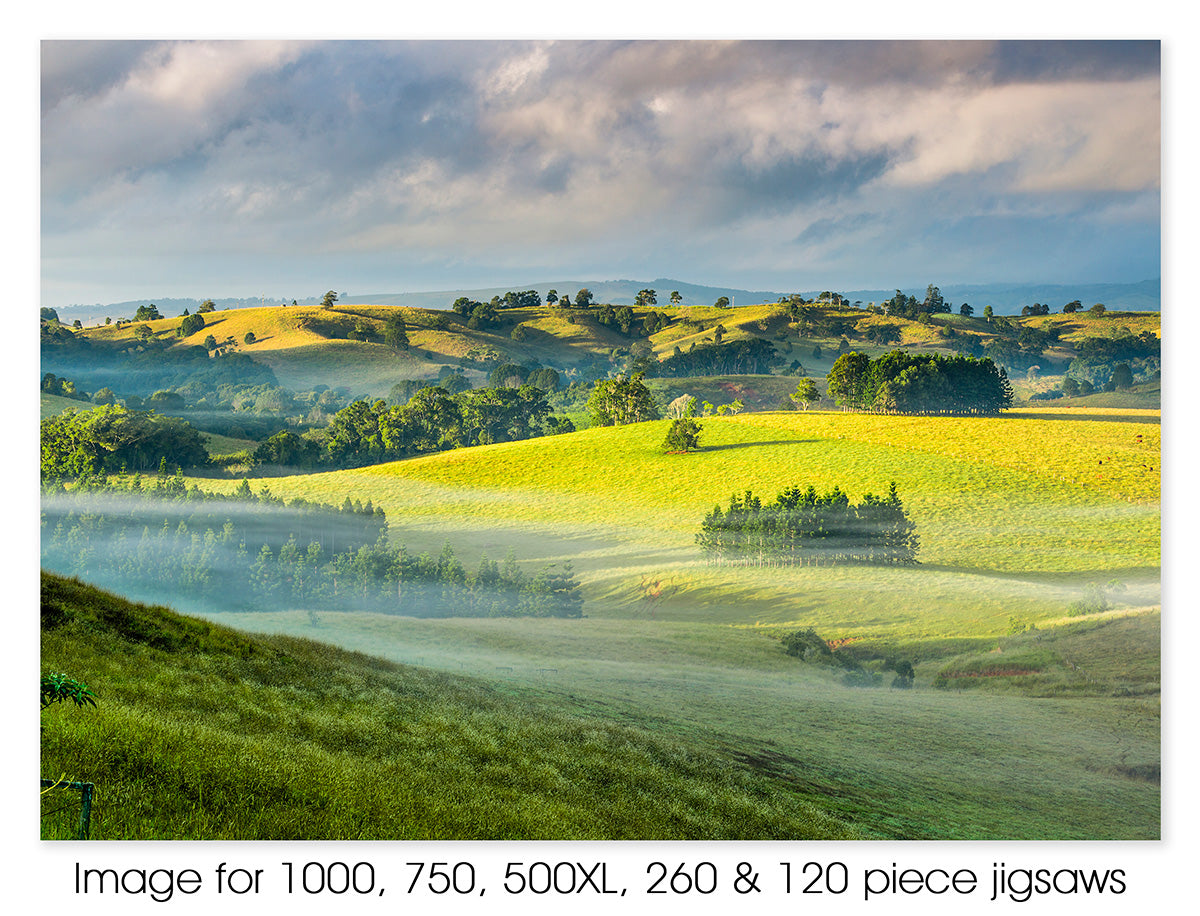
[[189, 409, 1159, 636], [110, 406, 1159, 838], [193, 602, 1159, 839], [42, 573, 857, 840]]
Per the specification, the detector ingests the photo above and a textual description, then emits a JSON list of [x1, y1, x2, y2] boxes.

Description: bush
[[663, 418, 702, 453], [782, 628, 833, 663]]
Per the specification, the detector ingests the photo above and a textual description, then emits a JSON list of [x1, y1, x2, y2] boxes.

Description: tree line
[[826, 351, 1013, 414], [41, 472, 583, 619], [696, 483, 919, 567], [319, 383, 574, 468]]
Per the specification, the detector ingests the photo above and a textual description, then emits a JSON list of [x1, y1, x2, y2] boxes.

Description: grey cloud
[[40, 40, 1161, 306]]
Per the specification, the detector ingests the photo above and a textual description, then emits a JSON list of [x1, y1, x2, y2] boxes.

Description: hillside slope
[[40, 572, 860, 840]]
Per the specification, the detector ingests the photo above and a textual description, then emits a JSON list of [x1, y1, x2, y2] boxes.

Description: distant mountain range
[[49, 277, 1160, 324]]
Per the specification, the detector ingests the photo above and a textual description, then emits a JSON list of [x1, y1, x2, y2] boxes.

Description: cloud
[[40, 40, 1161, 304]]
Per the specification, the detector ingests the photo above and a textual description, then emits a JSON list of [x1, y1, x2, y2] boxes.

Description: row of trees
[[320, 383, 573, 468], [649, 338, 777, 377], [826, 351, 1013, 415], [42, 475, 581, 618], [696, 483, 919, 566], [41, 404, 210, 479]]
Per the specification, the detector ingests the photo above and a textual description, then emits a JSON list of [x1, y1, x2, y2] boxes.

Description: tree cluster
[[696, 483, 919, 567], [41, 404, 209, 479], [585, 372, 661, 426], [882, 285, 950, 319], [648, 338, 777, 378], [323, 383, 570, 467], [826, 351, 1013, 414], [42, 474, 581, 619]]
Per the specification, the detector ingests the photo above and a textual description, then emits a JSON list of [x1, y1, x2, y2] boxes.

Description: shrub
[[663, 418, 702, 453]]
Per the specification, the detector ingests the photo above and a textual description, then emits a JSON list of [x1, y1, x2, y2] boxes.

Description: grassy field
[[129, 405, 1160, 839], [41, 572, 860, 840]]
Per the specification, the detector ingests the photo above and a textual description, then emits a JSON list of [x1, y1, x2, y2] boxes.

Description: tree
[[134, 303, 162, 321], [1110, 363, 1134, 389], [670, 291, 682, 306], [203, 334, 218, 351], [791, 378, 821, 410], [663, 418, 702, 453], [546, 289, 558, 305], [666, 394, 697, 419], [134, 324, 154, 341], [635, 289, 657, 307], [178, 313, 205, 337], [244, 331, 257, 344], [1061, 376, 1081, 398], [383, 314, 410, 350], [959, 303, 974, 317], [41, 307, 59, 322], [1089, 303, 1107, 316], [574, 288, 594, 307], [197, 299, 217, 313], [1063, 300, 1082, 314], [714, 296, 731, 308], [983, 305, 993, 322], [321, 290, 339, 308], [92, 387, 116, 406], [586, 372, 660, 426]]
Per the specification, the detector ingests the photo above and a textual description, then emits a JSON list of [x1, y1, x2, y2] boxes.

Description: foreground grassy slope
[[40, 572, 859, 840]]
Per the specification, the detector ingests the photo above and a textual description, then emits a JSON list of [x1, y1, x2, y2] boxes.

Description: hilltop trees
[[384, 314, 410, 350], [826, 351, 1012, 415], [649, 338, 775, 378]]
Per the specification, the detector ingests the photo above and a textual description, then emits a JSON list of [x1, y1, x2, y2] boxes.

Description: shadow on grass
[[1004, 411, 1160, 424], [700, 439, 819, 453], [913, 563, 1161, 583]]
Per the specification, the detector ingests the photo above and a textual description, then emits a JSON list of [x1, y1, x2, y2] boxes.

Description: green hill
[[64, 301, 1160, 402], [40, 571, 860, 840]]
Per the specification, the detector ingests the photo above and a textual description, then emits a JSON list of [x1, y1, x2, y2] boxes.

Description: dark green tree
[[663, 417, 702, 453], [383, 314, 410, 350]]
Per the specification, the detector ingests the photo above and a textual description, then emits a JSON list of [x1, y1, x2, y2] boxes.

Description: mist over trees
[[42, 473, 583, 619]]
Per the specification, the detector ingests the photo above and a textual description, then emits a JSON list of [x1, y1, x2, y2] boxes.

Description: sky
[[40, 39, 1161, 307]]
